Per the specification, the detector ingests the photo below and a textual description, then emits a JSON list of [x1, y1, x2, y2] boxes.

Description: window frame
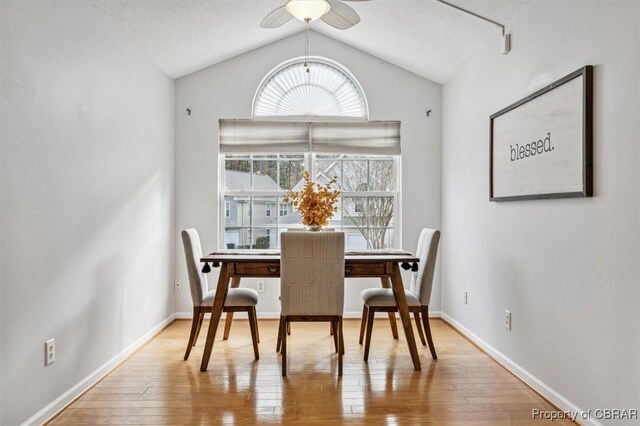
[[219, 152, 401, 250], [278, 203, 288, 217]]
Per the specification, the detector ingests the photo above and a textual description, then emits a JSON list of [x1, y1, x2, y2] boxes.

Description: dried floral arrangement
[[283, 171, 341, 228]]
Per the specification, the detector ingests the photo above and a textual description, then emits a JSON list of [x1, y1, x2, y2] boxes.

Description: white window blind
[[219, 120, 400, 155], [253, 58, 368, 120]]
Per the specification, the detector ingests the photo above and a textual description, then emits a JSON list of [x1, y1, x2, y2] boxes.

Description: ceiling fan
[[261, 0, 369, 30]]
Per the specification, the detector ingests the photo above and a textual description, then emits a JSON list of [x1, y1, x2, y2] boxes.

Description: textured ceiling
[[95, 0, 528, 83]]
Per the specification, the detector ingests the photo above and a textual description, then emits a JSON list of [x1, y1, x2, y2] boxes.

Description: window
[[220, 57, 400, 250], [253, 57, 368, 120], [221, 153, 399, 250], [222, 154, 305, 250], [316, 154, 398, 249]]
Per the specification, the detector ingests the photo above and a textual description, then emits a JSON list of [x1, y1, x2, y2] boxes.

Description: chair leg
[[276, 316, 283, 353], [281, 317, 287, 376], [330, 323, 333, 336], [364, 307, 376, 361], [192, 311, 205, 346], [338, 316, 344, 377], [331, 320, 339, 353], [184, 307, 201, 360], [359, 305, 368, 345], [388, 312, 399, 339], [256, 314, 260, 343], [223, 312, 234, 340], [248, 307, 260, 361], [421, 306, 437, 359], [381, 277, 399, 339], [414, 311, 427, 346], [287, 322, 291, 335]]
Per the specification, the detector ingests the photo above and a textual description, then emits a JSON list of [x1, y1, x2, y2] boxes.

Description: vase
[[304, 224, 325, 232]]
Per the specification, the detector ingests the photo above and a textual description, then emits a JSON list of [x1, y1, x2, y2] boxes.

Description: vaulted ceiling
[[95, 0, 528, 84]]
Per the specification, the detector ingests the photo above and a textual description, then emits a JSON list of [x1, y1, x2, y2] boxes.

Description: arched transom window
[[252, 57, 369, 120]]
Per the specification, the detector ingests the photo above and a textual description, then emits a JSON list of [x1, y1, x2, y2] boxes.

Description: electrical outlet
[[175, 280, 181, 292], [464, 291, 468, 305], [45, 339, 55, 366], [505, 310, 512, 330], [257, 281, 265, 293]]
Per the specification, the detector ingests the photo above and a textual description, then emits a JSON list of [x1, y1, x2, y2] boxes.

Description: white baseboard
[[23, 309, 598, 425], [175, 310, 442, 320], [440, 312, 601, 426], [23, 314, 177, 426], [26, 309, 445, 425]]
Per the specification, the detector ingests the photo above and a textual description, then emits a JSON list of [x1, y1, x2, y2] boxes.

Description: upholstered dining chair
[[281, 228, 336, 340], [181, 228, 260, 361], [359, 228, 440, 360], [278, 231, 345, 377]]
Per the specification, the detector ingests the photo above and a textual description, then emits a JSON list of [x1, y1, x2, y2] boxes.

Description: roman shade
[[219, 119, 401, 155], [219, 120, 309, 153]]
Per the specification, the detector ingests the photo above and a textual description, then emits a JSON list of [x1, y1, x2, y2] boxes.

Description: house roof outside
[[224, 170, 282, 192], [225, 169, 333, 193]]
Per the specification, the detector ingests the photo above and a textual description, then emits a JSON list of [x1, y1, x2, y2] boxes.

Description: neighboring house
[[223, 170, 296, 248]]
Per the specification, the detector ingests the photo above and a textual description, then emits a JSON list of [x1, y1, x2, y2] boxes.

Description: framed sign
[[490, 66, 593, 201]]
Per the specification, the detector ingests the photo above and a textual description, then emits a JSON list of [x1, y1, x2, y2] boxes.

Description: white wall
[[175, 31, 442, 316], [0, 2, 175, 424], [442, 1, 640, 423]]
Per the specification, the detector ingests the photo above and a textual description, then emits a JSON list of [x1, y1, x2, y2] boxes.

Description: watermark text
[[532, 408, 638, 421]]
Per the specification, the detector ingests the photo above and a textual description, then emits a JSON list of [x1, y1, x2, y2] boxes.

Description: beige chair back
[[280, 232, 345, 316], [410, 228, 441, 306], [181, 229, 208, 306]]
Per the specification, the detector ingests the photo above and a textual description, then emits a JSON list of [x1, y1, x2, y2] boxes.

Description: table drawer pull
[[345, 265, 353, 274], [268, 266, 279, 273]]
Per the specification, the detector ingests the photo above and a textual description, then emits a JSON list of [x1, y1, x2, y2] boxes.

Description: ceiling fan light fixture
[[286, 0, 330, 22]]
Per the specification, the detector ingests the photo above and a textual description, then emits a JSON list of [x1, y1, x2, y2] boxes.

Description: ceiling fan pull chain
[[304, 19, 310, 73]]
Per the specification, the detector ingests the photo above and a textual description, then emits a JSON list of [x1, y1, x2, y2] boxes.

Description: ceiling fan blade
[[321, 0, 361, 30], [260, 5, 293, 28]]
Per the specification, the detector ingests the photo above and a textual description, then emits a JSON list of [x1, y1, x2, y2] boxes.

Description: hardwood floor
[[49, 318, 574, 425]]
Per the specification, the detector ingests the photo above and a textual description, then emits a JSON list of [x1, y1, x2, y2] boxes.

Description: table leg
[[390, 262, 421, 370], [380, 276, 399, 339], [223, 277, 241, 340], [200, 263, 230, 372]]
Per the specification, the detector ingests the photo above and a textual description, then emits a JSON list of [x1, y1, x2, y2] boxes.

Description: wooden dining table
[[199, 250, 422, 371]]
